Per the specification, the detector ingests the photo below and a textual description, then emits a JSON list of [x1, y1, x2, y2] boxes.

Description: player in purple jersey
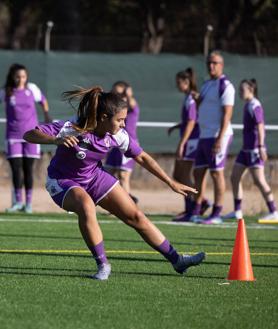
[[24, 86, 205, 280], [168, 68, 211, 222], [0, 63, 51, 213], [105, 81, 140, 203], [224, 79, 278, 221]]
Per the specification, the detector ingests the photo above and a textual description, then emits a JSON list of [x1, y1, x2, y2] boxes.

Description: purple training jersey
[[242, 98, 265, 150], [36, 121, 143, 183], [180, 93, 199, 140], [125, 104, 140, 140], [0, 83, 46, 140]]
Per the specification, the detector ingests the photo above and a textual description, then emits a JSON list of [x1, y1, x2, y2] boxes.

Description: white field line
[[0, 217, 277, 230]]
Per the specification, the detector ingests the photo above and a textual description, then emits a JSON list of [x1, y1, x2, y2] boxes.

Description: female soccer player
[[168, 68, 210, 221], [24, 86, 205, 280], [0, 63, 51, 213], [105, 81, 140, 203], [225, 79, 278, 220]]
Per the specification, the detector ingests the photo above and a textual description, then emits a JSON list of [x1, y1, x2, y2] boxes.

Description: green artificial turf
[[0, 213, 277, 329]]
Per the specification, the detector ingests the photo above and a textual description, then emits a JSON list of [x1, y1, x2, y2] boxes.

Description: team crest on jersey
[[76, 151, 86, 160], [25, 90, 31, 96], [104, 136, 111, 147]]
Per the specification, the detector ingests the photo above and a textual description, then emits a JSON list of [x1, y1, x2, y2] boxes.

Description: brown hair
[[176, 67, 198, 92], [241, 78, 258, 97], [62, 86, 127, 132], [4, 63, 28, 97]]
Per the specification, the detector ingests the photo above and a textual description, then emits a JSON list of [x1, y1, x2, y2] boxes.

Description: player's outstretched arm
[[24, 129, 79, 147], [135, 151, 197, 196]]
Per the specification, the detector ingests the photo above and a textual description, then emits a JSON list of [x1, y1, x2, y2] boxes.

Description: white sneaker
[[24, 204, 33, 214], [190, 215, 203, 224], [91, 263, 111, 281], [6, 203, 24, 213], [260, 211, 278, 220], [223, 210, 243, 220]]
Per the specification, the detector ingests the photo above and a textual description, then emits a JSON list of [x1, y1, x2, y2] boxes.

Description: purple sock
[[211, 204, 223, 218], [155, 239, 179, 265], [267, 201, 276, 213], [26, 189, 32, 205], [15, 188, 23, 203], [185, 197, 193, 213], [191, 202, 201, 216], [89, 241, 108, 265], [234, 198, 242, 211], [201, 198, 209, 208]]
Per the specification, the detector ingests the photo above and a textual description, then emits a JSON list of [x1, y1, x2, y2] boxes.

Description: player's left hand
[[169, 180, 198, 196]]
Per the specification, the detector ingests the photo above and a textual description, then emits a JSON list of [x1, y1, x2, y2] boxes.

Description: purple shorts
[[182, 138, 198, 161], [6, 139, 40, 159], [194, 135, 232, 171], [105, 148, 135, 171], [235, 149, 264, 168], [45, 169, 119, 209]]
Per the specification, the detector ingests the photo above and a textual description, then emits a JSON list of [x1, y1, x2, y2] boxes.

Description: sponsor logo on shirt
[[10, 96, 16, 106], [76, 151, 86, 160], [25, 90, 31, 96]]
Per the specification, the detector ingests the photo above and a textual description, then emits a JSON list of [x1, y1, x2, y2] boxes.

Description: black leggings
[[8, 157, 35, 190]]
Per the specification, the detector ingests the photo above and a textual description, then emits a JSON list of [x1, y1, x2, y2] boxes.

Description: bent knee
[[125, 210, 146, 228]]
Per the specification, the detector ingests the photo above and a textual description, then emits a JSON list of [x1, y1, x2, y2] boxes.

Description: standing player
[[168, 68, 211, 221], [24, 86, 205, 280], [191, 50, 235, 224], [105, 81, 139, 203], [224, 79, 278, 221], [0, 63, 51, 213]]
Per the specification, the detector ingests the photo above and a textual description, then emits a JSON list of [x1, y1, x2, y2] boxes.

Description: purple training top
[[242, 97, 265, 150], [180, 93, 199, 139], [0, 83, 46, 140], [125, 104, 140, 140], [36, 121, 143, 183]]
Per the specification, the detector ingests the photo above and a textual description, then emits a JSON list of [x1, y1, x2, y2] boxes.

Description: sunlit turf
[[0, 212, 277, 329]]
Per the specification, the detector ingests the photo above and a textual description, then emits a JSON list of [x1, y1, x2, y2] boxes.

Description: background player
[[191, 50, 235, 224], [224, 79, 278, 221], [0, 63, 51, 213], [168, 68, 211, 221], [105, 81, 140, 203], [24, 86, 205, 280]]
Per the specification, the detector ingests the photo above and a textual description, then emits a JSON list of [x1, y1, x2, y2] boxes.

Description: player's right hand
[[169, 180, 198, 196], [54, 136, 79, 148]]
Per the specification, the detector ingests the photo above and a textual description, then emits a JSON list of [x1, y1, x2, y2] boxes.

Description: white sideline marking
[[0, 217, 277, 230]]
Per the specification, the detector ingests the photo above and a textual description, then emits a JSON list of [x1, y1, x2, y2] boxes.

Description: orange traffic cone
[[227, 219, 255, 281]]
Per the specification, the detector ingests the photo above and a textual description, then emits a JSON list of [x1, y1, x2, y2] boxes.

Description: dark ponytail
[[176, 67, 198, 92], [241, 78, 258, 97], [62, 86, 127, 132], [4, 63, 28, 97]]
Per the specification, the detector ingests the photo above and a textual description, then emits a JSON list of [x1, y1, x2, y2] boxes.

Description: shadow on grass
[[0, 266, 224, 280]]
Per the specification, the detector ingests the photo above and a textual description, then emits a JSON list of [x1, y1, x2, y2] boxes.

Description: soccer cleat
[[23, 204, 33, 214], [173, 252, 206, 274], [172, 212, 191, 222], [201, 216, 223, 225], [6, 203, 24, 213], [91, 263, 111, 281], [223, 210, 243, 220], [259, 211, 278, 221], [190, 215, 203, 224]]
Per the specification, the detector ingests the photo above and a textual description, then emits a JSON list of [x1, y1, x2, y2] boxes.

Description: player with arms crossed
[[0, 63, 51, 213], [224, 79, 278, 221], [24, 86, 205, 280]]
